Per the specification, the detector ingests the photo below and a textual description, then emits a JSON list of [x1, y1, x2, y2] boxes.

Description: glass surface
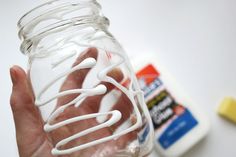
[[18, 0, 154, 156]]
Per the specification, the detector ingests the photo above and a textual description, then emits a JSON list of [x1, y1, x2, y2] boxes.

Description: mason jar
[[17, 0, 154, 156]]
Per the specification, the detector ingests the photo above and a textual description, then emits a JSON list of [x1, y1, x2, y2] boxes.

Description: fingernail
[[107, 68, 123, 81], [80, 47, 97, 58], [10, 66, 17, 85], [80, 48, 90, 57]]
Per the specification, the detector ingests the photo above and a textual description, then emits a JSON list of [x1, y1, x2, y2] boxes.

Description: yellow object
[[218, 97, 236, 123]]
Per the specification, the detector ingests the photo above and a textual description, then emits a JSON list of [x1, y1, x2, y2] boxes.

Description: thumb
[[10, 66, 51, 157]]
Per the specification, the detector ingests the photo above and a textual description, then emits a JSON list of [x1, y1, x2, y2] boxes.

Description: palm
[[10, 48, 135, 157]]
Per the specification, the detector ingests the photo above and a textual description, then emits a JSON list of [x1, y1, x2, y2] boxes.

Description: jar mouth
[[18, 0, 108, 45]]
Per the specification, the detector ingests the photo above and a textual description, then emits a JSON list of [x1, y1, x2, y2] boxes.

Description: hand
[[10, 48, 137, 157]]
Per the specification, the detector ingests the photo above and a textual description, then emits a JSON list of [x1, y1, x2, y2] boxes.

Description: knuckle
[[10, 92, 34, 111]]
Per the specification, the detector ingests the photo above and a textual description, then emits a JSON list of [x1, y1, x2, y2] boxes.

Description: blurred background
[[0, 0, 236, 156]]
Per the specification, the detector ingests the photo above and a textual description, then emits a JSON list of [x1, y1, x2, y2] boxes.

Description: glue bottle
[[131, 53, 210, 157]]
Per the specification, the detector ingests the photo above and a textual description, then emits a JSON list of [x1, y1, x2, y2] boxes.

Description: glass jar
[[17, 0, 154, 156]]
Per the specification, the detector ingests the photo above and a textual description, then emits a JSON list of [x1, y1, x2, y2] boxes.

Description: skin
[[9, 48, 137, 157]]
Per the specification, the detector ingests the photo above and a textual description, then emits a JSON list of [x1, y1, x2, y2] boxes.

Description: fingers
[[63, 47, 98, 89], [10, 66, 49, 157], [50, 68, 124, 142], [109, 92, 134, 131], [50, 48, 98, 146], [79, 68, 124, 113], [57, 47, 98, 107], [10, 66, 35, 112], [70, 47, 98, 88]]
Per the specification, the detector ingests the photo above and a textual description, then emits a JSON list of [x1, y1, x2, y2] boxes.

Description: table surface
[[1, 0, 236, 157]]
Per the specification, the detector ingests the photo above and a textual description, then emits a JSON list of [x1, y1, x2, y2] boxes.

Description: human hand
[[10, 48, 137, 157]]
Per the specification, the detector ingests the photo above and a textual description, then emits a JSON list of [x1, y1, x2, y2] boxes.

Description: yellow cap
[[218, 97, 236, 124]]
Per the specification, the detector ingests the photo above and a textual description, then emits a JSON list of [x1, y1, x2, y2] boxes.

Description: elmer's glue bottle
[[131, 53, 210, 157]]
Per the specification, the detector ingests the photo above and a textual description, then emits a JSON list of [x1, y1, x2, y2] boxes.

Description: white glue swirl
[[35, 53, 143, 155], [19, 1, 144, 155]]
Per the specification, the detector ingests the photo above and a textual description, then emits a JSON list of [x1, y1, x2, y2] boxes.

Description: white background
[[0, 0, 236, 157]]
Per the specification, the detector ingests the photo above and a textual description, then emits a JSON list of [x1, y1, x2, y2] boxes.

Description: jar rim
[[18, 0, 103, 40], [18, 0, 97, 27], [17, 0, 110, 55]]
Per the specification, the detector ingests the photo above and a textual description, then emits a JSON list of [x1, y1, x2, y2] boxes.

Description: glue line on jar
[[35, 53, 143, 155]]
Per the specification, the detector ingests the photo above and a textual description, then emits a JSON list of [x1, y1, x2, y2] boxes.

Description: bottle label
[[136, 64, 198, 149]]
